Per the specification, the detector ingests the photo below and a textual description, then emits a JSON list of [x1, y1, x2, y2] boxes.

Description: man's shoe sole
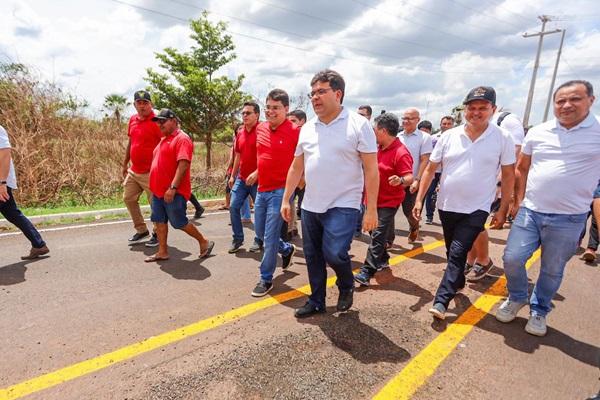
[[251, 286, 273, 297], [582, 252, 596, 262], [294, 308, 325, 318], [428, 307, 445, 320]]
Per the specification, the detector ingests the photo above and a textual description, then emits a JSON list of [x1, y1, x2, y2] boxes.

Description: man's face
[[374, 124, 387, 146], [440, 118, 454, 132], [554, 84, 595, 129], [134, 100, 153, 119], [288, 115, 304, 127], [265, 98, 288, 128], [241, 105, 259, 128], [157, 118, 177, 135], [357, 108, 371, 120], [464, 100, 495, 128], [401, 110, 420, 132], [310, 81, 341, 118]]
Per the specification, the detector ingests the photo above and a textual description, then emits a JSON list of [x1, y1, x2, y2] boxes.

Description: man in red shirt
[[145, 109, 214, 262], [250, 89, 299, 297], [354, 113, 413, 286], [122, 90, 162, 246], [227, 102, 260, 253]]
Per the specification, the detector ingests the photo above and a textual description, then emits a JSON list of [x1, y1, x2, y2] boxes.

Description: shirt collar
[[379, 137, 401, 152], [551, 112, 596, 132], [315, 106, 348, 126], [402, 128, 419, 137]]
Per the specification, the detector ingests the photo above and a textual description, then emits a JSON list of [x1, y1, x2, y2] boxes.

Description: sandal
[[200, 241, 215, 259], [145, 254, 169, 263]]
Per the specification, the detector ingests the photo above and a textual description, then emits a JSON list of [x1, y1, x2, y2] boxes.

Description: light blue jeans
[[502, 207, 587, 316]]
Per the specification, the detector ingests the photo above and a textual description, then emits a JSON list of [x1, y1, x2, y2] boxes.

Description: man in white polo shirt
[[398, 108, 433, 244], [413, 86, 516, 320], [281, 69, 379, 318], [496, 80, 600, 336]]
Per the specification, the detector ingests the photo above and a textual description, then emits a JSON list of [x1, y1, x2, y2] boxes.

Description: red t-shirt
[[235, 123, 258, 181], [256, 119, 300, 192], [376, 138, 413, 208], [149, 129, 194, 200], [128, 113, 162, 174]]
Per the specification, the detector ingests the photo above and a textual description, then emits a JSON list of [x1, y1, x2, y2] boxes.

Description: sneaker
[[145, 233, 159, 248], [21, 245, 50, 260], [525, 314, 547, 336], [337, 289, 353, 312], [249, 242, 263, 253], [429, 303, 446, 320], [467, 260, 494, 281], [408, 227, 419, 244], [128, 231, 149, 244], [294, 301, 325, 318], [425, 218, 433, 225], [464, 262, 474, 275], [228, 241, 243, 254], [353, 271, 371, 286], [281, 244, 296, 270], [581, 248, 597, 263], [353, 231, 362, 239], [376, 263, 390, 271], [194, 209, 204, 219], [251, 281, 273, 297], [495, 299, 527, 323]]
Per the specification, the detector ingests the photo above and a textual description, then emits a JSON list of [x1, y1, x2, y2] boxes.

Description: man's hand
[[362, 208, 378, 232], [0, 185, 9, 202], [228, 176, 235, 189], [412, 200, 423, 221], [388, 175, 402, 187], [164, 188, 176, 204], [246, 171, 258, 186], [122, 165, 129, 179], [409, 180, 419, 194], [280, 201, 292, 223], [490, 210, 507, 229], [509, 199, 520, 220]]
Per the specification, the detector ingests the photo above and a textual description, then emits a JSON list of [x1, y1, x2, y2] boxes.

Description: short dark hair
[[267, 89, 289, 107], [374, 113, 400, 137], [553, 80, 594, 100], [441, 115, 455, 123], [243, 101, 260, 114], [418, 120, 433, 131], [310, 69, 346, 103], [358, 105, 372, 117], [288, 109, 307, 122]]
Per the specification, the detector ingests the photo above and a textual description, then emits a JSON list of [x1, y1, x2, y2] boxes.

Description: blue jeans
[[503, 207, 587, 317], [0, 187, 46, 248], [302, 207, 359, 309], [229, 178, 256, 243], [425, 173, 441, 220], [254, 188, 293, 283], [151, 194, 189, 229]]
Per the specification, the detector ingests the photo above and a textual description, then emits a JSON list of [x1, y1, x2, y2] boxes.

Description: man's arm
[[122, 139, 131, 178], [412, 161, 438, 220], [228, 152, 241, 188], [164, 160, 190, 203], [490, 164, 516, 229], [360, 152, 379, 232], [409, 153, 430, 193], [281, 155, 305, 222], [593, 198, 600, 228], [510, 153, 531, 218], [0, 148, 11, 201]]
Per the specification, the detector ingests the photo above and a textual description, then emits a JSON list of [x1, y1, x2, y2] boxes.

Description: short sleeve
[[395, 149, 413, 176], [429, 132, 446, 163], [500, 131, 516, 166], [522, 130, 533, 156], [294, 126, 305, 157], [420, 132, 433, 155], [176, 136, 193, 162], [501, 115, 525, 146], [0, 126, 10, 149], [357, 120, 377, 153]]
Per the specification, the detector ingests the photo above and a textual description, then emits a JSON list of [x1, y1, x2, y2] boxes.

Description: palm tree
[[102, 94, 130, 124]]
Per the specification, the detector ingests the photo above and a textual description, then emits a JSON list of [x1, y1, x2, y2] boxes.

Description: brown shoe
[[581, 248, 597, 263], [21, 245, 50, 260], [408, 227, 419, 244]]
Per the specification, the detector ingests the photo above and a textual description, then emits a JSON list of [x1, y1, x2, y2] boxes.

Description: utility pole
[[522, 15, 561, 128], [543, 29, 566, 122]]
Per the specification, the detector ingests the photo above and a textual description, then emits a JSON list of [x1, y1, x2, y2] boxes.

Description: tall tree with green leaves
[[145, 12, 248, 170], [102, 94, 129, 124]]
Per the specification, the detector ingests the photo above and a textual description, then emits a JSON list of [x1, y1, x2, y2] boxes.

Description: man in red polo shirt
[[250, 89, 299, 297], [227, 101, 261, 253], [354, 112, 413, 286], [145, 108, 214, 262], [122, 90, 162, 246]]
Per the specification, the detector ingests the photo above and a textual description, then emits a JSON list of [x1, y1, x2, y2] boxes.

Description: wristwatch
[[0, 180, 7, 185], [169, 185, 177, 190]]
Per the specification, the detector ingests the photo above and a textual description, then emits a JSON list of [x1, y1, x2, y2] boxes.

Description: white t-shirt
[[431, 123, 516, 214], [399, 129, 433, 176], [494, 111, 525, 146], [0, 125, 17, 189], [522, 113, 600, 214], [296, 107, 377, 213]]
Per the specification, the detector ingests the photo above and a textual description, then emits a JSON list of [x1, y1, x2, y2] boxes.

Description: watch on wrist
[[169, 185, 177, 190], [0, 180, 7, 185]]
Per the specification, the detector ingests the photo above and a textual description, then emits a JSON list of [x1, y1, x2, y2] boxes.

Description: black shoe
[[145, 233, 159, 247], [281, 244, 296, 270], [228, 241, 243, 254], [251, 281, 273, 297], [194, 208, 204, 219], [336, 289, 353, 312], [294, 302, 326, 318], [249, 242, 263, 253], [129, 231, 149, 244], [353, 271, 371, 286]]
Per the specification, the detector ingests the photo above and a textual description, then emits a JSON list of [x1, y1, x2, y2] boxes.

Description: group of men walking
[[3, 69, 599, 338]]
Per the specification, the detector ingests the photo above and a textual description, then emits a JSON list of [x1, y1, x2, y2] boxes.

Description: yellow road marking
[[0, 239, 446, 400], [373, 249, 542, 400]]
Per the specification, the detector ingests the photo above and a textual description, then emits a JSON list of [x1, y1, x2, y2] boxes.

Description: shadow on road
[[129, 245, 212, 280], [0, 258, 46, 286], [357, 269, 434, 312]]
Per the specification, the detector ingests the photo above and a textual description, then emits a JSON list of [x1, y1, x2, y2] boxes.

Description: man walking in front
[[413, 86, 516, 320], [145, 109, 214, 262], [282, 69, 379, 317], [496, 80, 600, 336]]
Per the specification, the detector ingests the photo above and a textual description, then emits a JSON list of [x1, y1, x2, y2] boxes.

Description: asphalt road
[[1, 208, 598, 399]]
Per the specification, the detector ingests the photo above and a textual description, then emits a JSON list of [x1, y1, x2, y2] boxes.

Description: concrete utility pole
[[543, 29, 566, 122], [522, 15, 561, 128]]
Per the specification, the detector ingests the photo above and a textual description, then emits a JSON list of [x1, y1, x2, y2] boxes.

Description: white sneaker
[[525, 315, 547, 336], [495, 299, 527, 323]]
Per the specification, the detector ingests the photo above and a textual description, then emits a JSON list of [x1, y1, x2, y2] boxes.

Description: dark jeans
[[0, 187, 45, 248], [425, 173, 441, 220], [434, 209, 488, 308], [296, 188, 304, 218], [302, 207, 358, 309], [585, 212, 599, 250], [362, 207, 398, 275], [401, 187, 419, 230]]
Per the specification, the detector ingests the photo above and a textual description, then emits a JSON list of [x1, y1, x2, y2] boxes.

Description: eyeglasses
[[401, 117, 418, 121], [265, 105, 283, 111], [241, 111, 255, 116], [307, 88, 334, 99]]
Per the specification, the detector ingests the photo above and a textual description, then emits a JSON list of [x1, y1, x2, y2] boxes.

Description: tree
[[145, 12, 249, 170], [102, 94, 129, 124]]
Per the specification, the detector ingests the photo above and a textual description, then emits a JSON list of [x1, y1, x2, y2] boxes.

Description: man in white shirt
[[496, 80, 600, 336], [0, 125, 49, 259], [413, 86, 516, 320], [281, 69, 379, 318]]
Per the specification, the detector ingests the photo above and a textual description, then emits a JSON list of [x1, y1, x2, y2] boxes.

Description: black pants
[[434, 209, 488, 308], [362, 207, 398, 275], [189, 193, 204, 214], [586, 212, 599, 250], [0, 187, 45, 248]]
